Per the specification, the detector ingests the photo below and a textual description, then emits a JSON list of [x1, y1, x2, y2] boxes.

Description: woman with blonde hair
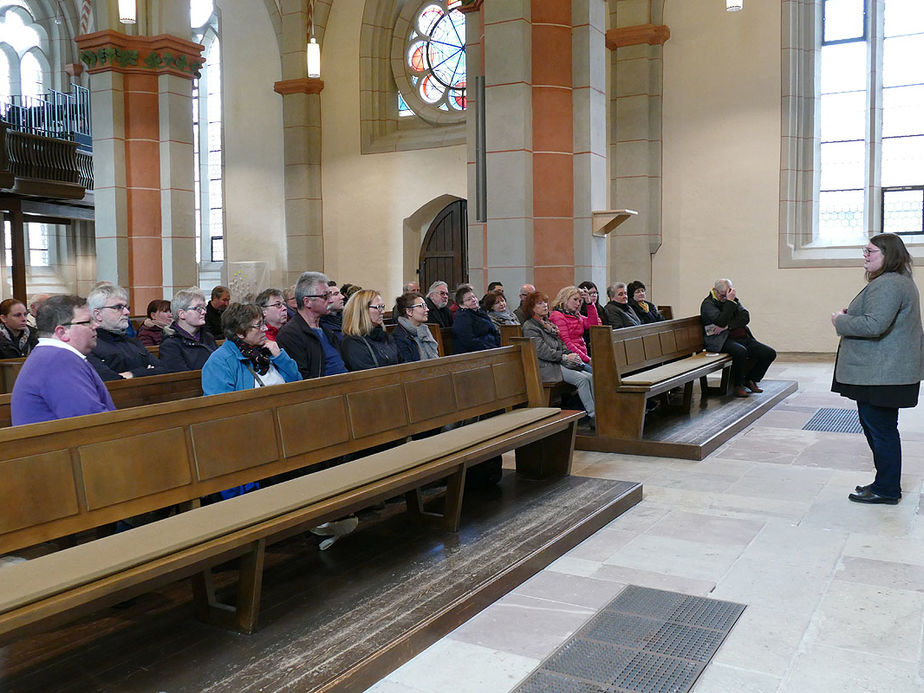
[[550, 285, 599, 366], [340, 289, 403, 370]]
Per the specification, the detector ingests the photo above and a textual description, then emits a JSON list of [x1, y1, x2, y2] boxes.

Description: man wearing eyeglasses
[[255, 288, 289, 342], [319, 281, 345, 338], [424, 280, 454, 328], [277, 271, 348, 379], [11, 295, 115, 426], [86, 284, 169, 381]]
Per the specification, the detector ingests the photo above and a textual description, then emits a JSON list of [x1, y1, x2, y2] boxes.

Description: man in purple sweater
[[11, 295, 115, 426]]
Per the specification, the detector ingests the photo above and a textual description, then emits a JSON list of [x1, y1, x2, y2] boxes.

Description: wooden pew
[[0, 340, 583, 642], [498, 324, 576, 406]]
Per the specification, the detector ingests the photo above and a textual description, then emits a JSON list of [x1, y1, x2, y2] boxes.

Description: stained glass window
[[397, 0, 466, 119]]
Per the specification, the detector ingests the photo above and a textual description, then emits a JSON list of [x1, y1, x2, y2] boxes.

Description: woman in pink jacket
[[550, 285, 600, 365]]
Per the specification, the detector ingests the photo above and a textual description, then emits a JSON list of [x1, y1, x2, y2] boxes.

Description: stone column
[[76, 25, 201, 307]]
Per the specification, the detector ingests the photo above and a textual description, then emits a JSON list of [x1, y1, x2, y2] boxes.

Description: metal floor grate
[[513, 585, 745, 693], [803, 407, 864, 434]]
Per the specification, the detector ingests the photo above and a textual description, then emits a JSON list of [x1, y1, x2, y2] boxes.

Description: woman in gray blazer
[[832, 233, 924, 505]]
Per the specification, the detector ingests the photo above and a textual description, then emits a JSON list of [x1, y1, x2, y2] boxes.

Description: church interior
[[2, 0, 924, 691]]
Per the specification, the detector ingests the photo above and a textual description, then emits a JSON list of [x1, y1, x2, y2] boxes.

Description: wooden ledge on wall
[[273, 78, 325, 96], [605, 24, 670, 50], [592, 210, 638, 238]]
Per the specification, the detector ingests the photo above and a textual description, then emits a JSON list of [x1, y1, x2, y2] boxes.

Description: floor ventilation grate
[[513, 585, 745, 693], [803, 407, 864, 434]]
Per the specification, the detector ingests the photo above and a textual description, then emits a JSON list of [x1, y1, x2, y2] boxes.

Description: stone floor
[[368, 356, 924, 693]]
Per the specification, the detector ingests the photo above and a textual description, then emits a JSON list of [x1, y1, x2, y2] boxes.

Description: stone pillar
[[76, 27, 201, 307], [607, 2, 670, 289], [464, 0, 608, 297], [274, 0, 325, 286]]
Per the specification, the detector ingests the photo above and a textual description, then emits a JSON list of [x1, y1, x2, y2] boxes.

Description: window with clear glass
[[0, 3, 47, 105], [817, 0, 924, 243]]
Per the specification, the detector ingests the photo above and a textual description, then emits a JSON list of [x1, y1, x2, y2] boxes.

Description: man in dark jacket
[[204, 285, 230, 339], [424, 281, 453, 327], [700, 278, 776, 398], [319, 281, 344, 337], [513, 283, 536, 323], [87, 284, 170, 381], [277, 271, 347, 379]]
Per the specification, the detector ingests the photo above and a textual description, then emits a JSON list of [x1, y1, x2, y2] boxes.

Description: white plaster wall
[[657, 0, 873, 353], [321, 1, 467, 299], [216, 0, 287, 289]]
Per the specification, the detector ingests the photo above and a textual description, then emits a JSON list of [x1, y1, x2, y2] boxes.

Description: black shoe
[[848, 488, 900, 505], [855, 483, 900, 498]]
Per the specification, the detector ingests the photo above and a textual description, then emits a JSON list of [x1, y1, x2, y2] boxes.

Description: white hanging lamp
[[726, 0, 743, 11], [119, 0, 137, 24], [306, 0, 321, 78]]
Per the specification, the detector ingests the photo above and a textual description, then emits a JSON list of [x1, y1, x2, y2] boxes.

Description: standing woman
[[832, 233, 924, 505], [340, 289, 403, 370], [0, 298, 38, 358]]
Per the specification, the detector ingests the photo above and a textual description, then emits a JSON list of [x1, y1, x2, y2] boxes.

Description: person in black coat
[[0, 298, 38, 358], [451, 286, 500, 353], [424, 281, 454, 328], [393, 292, 441, 362], [604, 282, 643, 329], [340, 289, 403, 370], [204, 285, 230, 340], [159, 288, 219, 372], [627, 280, 665, 324], [277, 271, 348, 379]]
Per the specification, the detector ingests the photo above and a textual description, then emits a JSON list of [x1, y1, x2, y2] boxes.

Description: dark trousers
[[857, 402, 902, 498], [722, 337, 777, 386]]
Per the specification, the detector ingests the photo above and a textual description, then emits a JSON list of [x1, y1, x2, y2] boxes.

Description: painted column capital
[[458, 0, 484, 13], [75, 30, 205, 79], [273, 78, 325, 95]]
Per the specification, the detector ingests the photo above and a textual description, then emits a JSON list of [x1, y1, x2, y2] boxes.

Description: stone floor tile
[[645, 510, 764, 547], [601, 534, 743, 581], [692, 663, 781, 693], [565, 527, 637, 561], [749, 408, 814, 429], [780, 644, 922, 692], [544, 554, 602, 578], [590, 563, 716, 595], [599, 503, 670, 533], [710, 604, 812, 678], [721, 464, 833, 502], [836, 556, 924, 593], [512, 570, 628, 610], [365, 679, 427, 693], [843, 533, 924, 567]]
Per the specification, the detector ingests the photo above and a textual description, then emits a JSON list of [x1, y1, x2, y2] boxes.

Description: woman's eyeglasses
[[370, 304, 387, 312]]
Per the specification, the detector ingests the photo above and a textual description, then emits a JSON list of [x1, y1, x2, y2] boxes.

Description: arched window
[[0, 3, 47, 104], [191, 0, 224, 272]]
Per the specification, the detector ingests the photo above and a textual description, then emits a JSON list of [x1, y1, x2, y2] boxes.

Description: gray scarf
[[398, 316, 440, 360]]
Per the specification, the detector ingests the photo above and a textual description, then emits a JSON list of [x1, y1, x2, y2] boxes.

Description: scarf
[[635, 300, 651, 314], [535, 316, 561, 336], [0, 323, 31, 354], [398, 316, 440, 360], [489, 308, 519, 326], [231, 336, 272, 375]]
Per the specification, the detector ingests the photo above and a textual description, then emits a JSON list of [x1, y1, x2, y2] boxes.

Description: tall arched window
[[191, 0, 224, 274], [0, 2, 48, 105]]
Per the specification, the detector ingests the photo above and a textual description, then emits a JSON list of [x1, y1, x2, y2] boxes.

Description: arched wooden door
[[418, 199, 468, 292]]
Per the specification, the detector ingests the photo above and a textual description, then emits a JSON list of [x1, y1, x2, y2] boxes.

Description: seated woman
[[0, 298, 38, 358], [482, 292, 520, 327], [393, 292, 440, 362], [202, 302, 301, 395], [159, 287, 219, 372], [549, 286, 598, 366], [137, 299, 172, 346], [452, 286, 501, 353], [578, 281, 608, 326], [521, 292, 595, 428], [604, 282, 642, 328], [627, 280, 665, 324], [340, 289, 402, 370]]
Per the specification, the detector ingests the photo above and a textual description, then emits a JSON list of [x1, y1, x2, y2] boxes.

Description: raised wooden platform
[[576, 379, 798, 460], [0, 472, 642, 692]]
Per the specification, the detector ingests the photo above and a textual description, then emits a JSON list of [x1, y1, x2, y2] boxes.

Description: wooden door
[[419, 199, 468, 292]]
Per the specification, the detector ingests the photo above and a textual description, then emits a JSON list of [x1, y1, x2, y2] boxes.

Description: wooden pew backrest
[[590, 317, 705, 384]]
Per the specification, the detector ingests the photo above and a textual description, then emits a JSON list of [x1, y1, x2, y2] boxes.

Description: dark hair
[[395, 291, 425, 318], [255, 288, 284, 308], [521, 291, 549, 320], [36, 295, 86, 336], [487, 281, 504, 292], [340, 283, 362, 299], [211, 285, 230, 300], [221, 302, 262, 339], [481, 292, 506, 312], [0, 297, 25, 317], [869, 233, 913, 280], [454, 286, 475, 307], [146, 299, 171, 319], [626, 281, 646, 299], [327, 280, 337, 287]]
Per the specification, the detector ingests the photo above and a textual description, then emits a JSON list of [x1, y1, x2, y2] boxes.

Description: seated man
[[424, 281, 453, 327], [256, 287, 289, 341], [701, 278, 776, 397], [87, 284, 169, 381], [513, 283, 536, 323], [277, 271, 348, 378], [204, 285, 230, 339], [11, 295, 115, 425], [319, 281, 344, 337]]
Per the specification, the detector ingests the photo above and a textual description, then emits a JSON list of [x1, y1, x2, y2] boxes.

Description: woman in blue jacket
[[451, 286, 500, 353]]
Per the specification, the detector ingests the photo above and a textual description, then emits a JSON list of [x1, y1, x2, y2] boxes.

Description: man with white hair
[[701, 278, 776, 398], [87, 284, 169, 380], [277, 271, 348, 379], [25, 293, 50, 328], [424, 280, 453, 327]]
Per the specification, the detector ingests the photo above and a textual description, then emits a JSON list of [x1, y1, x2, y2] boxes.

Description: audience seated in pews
[[319, 281, 344, 337], [550, 286, 598, 367], [627, 281, 664, 324], [11, 294, 115, 425], [340, 289, 403, 370], [87, 284, 169, 381], [424, 280, 453, 327], [255, 288, 289, 342], [521, 291, 595, 429], [513, 283, 536, 324], [202, 302, 301, 396], [137, 299, 172, 346], [482, 292, 520, 327], [204, 285, 230, 339], [604, 282, 641, 328], [158, 287, 218, 372], [277, 271, 347, 378], [452, 285, 501, 353], [393, 291, 440, 362], [0, 298, 38, 358]]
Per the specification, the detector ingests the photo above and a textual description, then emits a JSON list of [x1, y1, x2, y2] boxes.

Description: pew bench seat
[[0, 404, 581, 642]]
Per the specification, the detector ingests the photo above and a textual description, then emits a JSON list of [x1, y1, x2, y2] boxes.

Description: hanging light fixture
[[726, 0, 743, 11], [306, 0, 320, 78], [119, 0, 137, 24]]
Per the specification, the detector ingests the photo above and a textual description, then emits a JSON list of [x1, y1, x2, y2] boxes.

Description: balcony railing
[[2, 85, 91, 152]]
